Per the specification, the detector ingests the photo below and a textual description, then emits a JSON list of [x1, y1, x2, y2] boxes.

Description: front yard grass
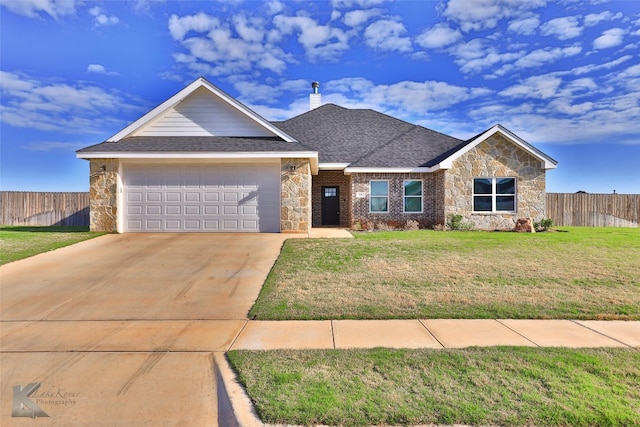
[[250, 227, 640, 320], [0, 226, 105, 265], [228, 347, 640, 427]]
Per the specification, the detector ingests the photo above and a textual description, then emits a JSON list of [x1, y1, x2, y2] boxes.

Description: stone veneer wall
[[311, 171, 352, 227], [89, 159, 119, 232], [281, 159, 311, 232], [434, 170, 447, 227], [444, 134, 546, 230], [351, 173, 438, 229]]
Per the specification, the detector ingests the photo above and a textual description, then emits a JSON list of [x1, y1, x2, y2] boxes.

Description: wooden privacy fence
[[0, 191, 90, 226], [546, 193, 639, 227]]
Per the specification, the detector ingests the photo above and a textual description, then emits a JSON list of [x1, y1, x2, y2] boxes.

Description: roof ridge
[[350, 123, 419, 165]]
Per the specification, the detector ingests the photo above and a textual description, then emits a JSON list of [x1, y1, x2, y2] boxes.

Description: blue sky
[[1, 0, 639, 193]]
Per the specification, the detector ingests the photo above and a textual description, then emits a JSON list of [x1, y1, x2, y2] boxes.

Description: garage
[[123, 163, 281, 232]]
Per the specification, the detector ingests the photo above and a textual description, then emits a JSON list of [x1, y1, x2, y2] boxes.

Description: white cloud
[[507, 16, 540, 35], [232, 15, 265, 43], [325, 77, 492, 113], [169, 12, 293, 76], [0, 71, 142, 134], [87, 64, 118, 76], [593, 28, 625, 49], [266, 0, 285, 15], [364, 19, 412, 52], [132, 0, 166, 15], [0, 0, 77, 19], [512, 44, 582, 69], [273, 15, 350, 60], [450, 38, 488, 60], [168, 12, 219, 40], [24, 141, 86, 151], [619, 63, 640, 78], [233, 79, 309, 105], [88, 6, 120, 26], [540, 16, 583, 40], [458, 50, 523, 74], [416, 23, 462, 49], [331, 0, 387, 8], [499, 75, 563, 99], [584, 11, 623, 27], [441, 0, 546, 32], [343, 8, 382, 27]]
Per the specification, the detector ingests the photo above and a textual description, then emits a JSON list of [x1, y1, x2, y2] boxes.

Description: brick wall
[[311, 171, 351, 227], [350, 172, 438, 229]]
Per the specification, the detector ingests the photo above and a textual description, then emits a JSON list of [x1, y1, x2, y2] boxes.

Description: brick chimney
[[309, 81, 321, 110]]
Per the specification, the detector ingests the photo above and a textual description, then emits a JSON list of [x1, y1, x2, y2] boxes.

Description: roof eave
[[343, 166, 439, 175], [76, 151, 319, 174]]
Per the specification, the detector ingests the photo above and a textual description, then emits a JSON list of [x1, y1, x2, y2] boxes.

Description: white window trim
[[473, 177, 517, 213], [369, 180, 389, 213], [403, 179, 423, 213]]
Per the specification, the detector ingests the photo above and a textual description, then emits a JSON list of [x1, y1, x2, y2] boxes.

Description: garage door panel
[[185, 192, 200, 202], [184, 220, 201, 230], [223, 220, 239, 230], [146, 220, 162, 230], [203, 220, 219, 230], [203, 206, 219, 215], [124, 163, 281, 232], [241, 206, 257, 215], [223, 192, 238, 202], [185, 206, 200, 215], [242, 220, 258, 229], [147, 192, 162, 202], [146, 206, 162, 215], [165, 205, 181, 215], [166, 192, 181, 202], [223, 206, 238, 215]]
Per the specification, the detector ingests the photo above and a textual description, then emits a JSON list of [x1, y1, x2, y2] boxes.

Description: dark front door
[[321, 186, 340, 225]]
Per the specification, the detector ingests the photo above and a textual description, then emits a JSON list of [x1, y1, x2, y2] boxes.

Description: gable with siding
[[133, 86, 274, 138]]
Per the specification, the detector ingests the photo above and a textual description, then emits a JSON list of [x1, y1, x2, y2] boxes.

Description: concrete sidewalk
[[3, 319, 637, 353], [231, 319, 640, 350], [220, 318, 640, 427]]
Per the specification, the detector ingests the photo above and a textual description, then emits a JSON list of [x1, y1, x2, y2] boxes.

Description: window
[[473, 178, 516, 212], [324, 187, 337, 197], [403, 180, 422, 212], [370, 180, 389, 212]]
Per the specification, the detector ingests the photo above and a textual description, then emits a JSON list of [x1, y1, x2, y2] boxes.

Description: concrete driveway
[[0, 233, 289, 426]]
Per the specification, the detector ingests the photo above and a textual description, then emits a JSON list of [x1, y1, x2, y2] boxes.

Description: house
[[76, 77, 557, 233]]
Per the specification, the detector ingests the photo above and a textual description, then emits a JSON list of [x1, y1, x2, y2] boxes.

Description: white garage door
[[123, 163, 281, 232]]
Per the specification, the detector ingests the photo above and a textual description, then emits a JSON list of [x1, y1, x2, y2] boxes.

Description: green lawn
[[228, 347, 640, 427], [250, 227, 640, 320], [0, 226, 105, 265]]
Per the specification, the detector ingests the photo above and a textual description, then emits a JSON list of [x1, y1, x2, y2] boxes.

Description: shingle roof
[[77, 104, 470, 168], [76, 136, 311, 153], [273, 104, 464, 167]]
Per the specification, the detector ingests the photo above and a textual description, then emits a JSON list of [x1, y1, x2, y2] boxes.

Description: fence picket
[[546, 193, 640, 227], [1, 191, 90, 226]]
